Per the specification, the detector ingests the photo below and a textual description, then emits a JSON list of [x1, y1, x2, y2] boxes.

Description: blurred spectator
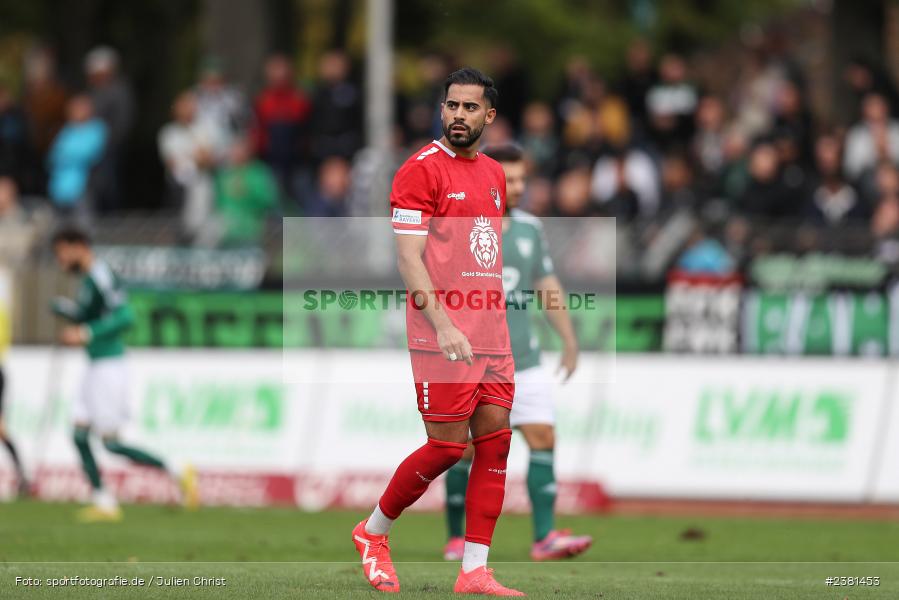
[[660, 153, 698, 214], [210, 138, 278, 247], [720, 126, 751, 203], [590, 146, 659, 219], [158, 91, 219, 242], [554, 56, 594, 124], [0, 177, 42, 265], [85, 46, 134, 212], [844, 92, 899, 181], [772, 80, 814, 167], [21, 47, 68, 159], [737, 140, 792, 218], [0, 80, 30, 188], [620, 38, 655, 135], [252, 54, 312, 199], [519, 102, 559, 176], [871, 185, 899, 265], [554, 166, 594, 217], [872, 194, 899, 238], [309, 50, 362, 162], [676, 226, 734, 275], [772, 129, 810, 207], [195, 57, 249, 151], [691, 95, 727, 190], [864, 162, 899, 208], [306, 157, 351, 217], [481, 115, 514, 148], [487, 44, 530, 130], [843, 56, 899, 123], [560, 76, 629, 164], [730, 47, 787, 140], [804, 134, 866, 225], [870, 164, 899, 235], [399, 52, 451, 143], [645, 53, 698, 153], [522, 176, 552, 216], [47, 95, 106, 225], [0, 177, 23, 222]]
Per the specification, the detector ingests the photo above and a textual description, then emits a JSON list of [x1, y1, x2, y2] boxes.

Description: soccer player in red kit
[[352, 68, 524, 596]]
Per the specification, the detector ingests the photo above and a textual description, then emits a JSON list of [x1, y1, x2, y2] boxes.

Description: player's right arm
[[391, 156, 473, 364], [395, 234, 473, 364], [51, 296, 86, 323]]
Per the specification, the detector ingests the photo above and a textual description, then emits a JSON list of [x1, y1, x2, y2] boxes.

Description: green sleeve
[[51, 279, 94, 323], [532, 226, 554, 280], [86, 304, 135, 339], [51, 297, 85, 322]]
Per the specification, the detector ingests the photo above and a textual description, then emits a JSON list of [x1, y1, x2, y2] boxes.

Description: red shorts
[[409, 351, 515, 422]]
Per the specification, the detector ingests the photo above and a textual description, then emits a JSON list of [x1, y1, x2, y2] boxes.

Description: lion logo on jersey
[[469, 216, 498, 269]]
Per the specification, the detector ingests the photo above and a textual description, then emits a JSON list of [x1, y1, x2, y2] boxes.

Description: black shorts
[[0, 366, 5, 416]]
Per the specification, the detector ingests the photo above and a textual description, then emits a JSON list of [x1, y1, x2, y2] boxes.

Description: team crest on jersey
[[490, 187, 501, 210], [469, 216, 499, 269]]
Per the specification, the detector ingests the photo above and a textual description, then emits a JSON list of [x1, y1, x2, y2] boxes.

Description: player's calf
[[464, 429, 511, 547], [375, 437, 467, 529]]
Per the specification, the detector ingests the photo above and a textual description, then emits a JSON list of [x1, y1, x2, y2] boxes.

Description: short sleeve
[[390, 161, 436, 236]]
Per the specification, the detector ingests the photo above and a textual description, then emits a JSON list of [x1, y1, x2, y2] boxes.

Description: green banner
[[742, 290, 889, 356], [128, 290, 664, 352]]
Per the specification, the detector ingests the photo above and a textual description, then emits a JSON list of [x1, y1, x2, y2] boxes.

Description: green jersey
[[502, 209, 554, 371], [52, 260, 134, 360]]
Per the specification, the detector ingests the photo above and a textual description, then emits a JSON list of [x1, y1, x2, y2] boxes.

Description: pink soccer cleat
[[351, 520, 400, 593], [444, 536, 465, 560], [454, 566, 525, 596], [530, 529, 593, 561]]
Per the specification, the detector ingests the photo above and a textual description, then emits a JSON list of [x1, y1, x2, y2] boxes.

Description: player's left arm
[[84, 303, 135, 341], [531, 224, 578, 381], [535, 274, 578, 381]]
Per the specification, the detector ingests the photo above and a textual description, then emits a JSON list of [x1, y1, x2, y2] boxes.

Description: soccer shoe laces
[[478, 568, 507, 593]]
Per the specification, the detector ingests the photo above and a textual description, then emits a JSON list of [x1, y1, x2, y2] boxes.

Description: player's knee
[[533, 429, 555, 450], [426, 437, 467, 468], [473, 428, 512, 461], [102, 438, 123, 453], [461, 443, 475, 461]]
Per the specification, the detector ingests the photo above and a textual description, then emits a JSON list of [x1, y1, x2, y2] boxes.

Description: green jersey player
[[51, 227, 198, 521], [443, 144, 592, 561]]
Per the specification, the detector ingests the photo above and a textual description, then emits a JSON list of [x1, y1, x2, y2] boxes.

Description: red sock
[[378, 437, 467, 519], [464, 428, 512, 545]]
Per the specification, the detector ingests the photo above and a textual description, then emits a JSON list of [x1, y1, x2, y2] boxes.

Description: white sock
[[462, 542, 489, 573], [92, 488, 118, 510], [364, 505, 394, 536]]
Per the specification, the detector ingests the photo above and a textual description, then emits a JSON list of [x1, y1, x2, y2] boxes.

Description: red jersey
[[390, 140, 511, 355]]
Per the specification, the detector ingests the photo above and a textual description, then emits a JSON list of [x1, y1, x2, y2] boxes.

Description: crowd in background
[[0, 46, 364, 250], [3, 35, 899, 275]]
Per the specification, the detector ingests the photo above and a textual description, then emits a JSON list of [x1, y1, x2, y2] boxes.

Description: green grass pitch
[[2, 501, 899, 598]]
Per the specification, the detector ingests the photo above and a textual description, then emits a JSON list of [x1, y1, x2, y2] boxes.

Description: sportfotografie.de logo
[[300, 288, 596, 312]]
